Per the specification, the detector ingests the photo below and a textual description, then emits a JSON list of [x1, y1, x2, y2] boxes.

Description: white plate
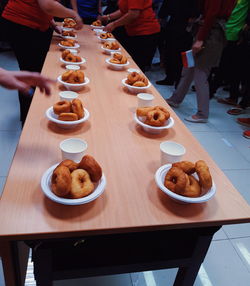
[[97, 36, 116, 43], [105, 58, 129, 70], [57, 76, 90, 91], [155, 164, 216, 204], [134, 113, 174, 134], [41, 163, 106, 205], [58, 43, 80, 49], [62, 27, 74, 32], [101, 46, 121, 55], [90, 24, 105, 29], [60, 57, 86, 66], [62, 35, 77, 40], [122, 78, 151, 94], [46, 106, 89, 129]]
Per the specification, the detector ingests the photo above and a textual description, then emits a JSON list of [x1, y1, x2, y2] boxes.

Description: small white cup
[[127, 68, 140, 74], [60, 138, 87, 162], [160, 141, 186, 165], [59, 91, 78, 101], [66, 48, 78, 54], [137, 93, 154, 107], [94, 29, 104, 35], [65, 64, 80, 70]]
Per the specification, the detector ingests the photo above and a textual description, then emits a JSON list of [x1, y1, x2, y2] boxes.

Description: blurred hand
[[54, 25, 63, 34], [98, 15, 108, 25], [192, 40, 204, 54], [74, 13, 83, 30], [104, 22, 115, 32]]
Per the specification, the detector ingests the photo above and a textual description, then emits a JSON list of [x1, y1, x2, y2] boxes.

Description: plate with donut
[[60, 50, 85, 66], [101, 42, 121, 55], [41, 155, 106, 205], [122, 72, 152, 94], [58, 40, 80, 49], [58, 70, 89, 91], [90, 20, 104, 29], [134, 106, 174, 134], [155, 160, 216, 204]]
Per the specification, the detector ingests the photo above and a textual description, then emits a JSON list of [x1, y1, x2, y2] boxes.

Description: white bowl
[[134, 113, 174, 134], [122, 78, 152, 94], [101, 46, 121, 55], [97, 35, 116, 43], [90, 24, 105, 29], [93, 28, 104, 35], [60, 57, 86, 66], [59, 90, 78, 101], [105, 58, 129, 70], [62, 27, 74, 32], [57, 75, 90, 91], [65, 65, 80, 70], [46, 106, 90, 129], [41, 163, 106, 205], [61, 34, 77, 40], [58, 43, 80, 49], [155, 164, 216, 204]]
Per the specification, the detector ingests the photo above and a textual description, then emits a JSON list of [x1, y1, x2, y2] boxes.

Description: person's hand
[[104, 22, 116, 32], [54, 25, 63, 34], [73, 13, 83, 30], [98, 15, 108, 25], [0, 69, 55, 95], [192, 40, 204, 54]]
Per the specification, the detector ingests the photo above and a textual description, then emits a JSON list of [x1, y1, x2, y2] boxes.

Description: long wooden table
[[0, 26, 250, 286]]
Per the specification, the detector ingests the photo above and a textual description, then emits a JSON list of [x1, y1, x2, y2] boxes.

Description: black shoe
[[156, 78, 174, 86]]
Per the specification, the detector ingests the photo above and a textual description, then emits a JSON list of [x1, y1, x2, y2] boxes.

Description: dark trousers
[[0, 17, 53, 125], [124, 32, 160, 72]]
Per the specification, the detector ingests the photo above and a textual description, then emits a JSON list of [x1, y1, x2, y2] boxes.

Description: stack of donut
[[110, 53, 127, 64], [136, 106, 170, 127], [61, 70, 85, 84], [63, 18, 76, 28], [126, 72, 148, 87], [103, 41, 119, 50], [53, 98, 84, 121], [100, 32, 113, 39], [92, 20, 102, 26], [164, 160, 213, 197], [60, 39, 76, 47], [61, 50, 82, 63], [51, 155, 102, 199], [62, 30, 76, 37]]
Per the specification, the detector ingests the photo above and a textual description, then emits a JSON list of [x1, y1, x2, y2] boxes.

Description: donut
[[92, 20, 102, 26], [63, 18, 76, 28], [138, 75, 149, 86], [53, 100, 71, 115], [78, 155, 102, 182], [195, 160, 212, 191], [110, 58, 121, 64], [100, 33, 108, 39], [58, 159, 78, 172], [65, 53, 75, 62], [70, 169, 94, 198], [60, 39, 75, 47], [164, 167, 189, 194], [145, 109, 167, 126], [62, 30, 76, 37], [111, 42, 119, 50], [133, 81, 146, 87], [51, 165, 71, 197], [62, 70, 84, 84], [183, 176, 201, 197], [62, 70, 73, 82], [154, 106, 170, 120], [136, 107, 155, 117], [113, 53, 122, 60], [120, 55, 127, 64], [58, 112, 78, 121], [71, 98, 84, 119], [172, 161, 196, 175], [103, 42, 112, 49], [107, 32, 113, 38], [62, 49, 70, 59], [127, 72, 140, 85]]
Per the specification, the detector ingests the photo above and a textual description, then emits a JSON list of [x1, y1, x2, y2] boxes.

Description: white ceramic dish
[[134, 113, 174, 134], [105, 58, 129, 70], [46, 106, 89, 129], [155, 164, 216, 204], [60, 57, 86, 66], [62, 35, 77, 40], [65, 65, 80, 70], [57, 76, 90, 91], [58, 43, 80, 49], [122, 78, 152, 94], [90, 24, 105, 29], [62, 27, 74, 32], [98, 35, 116, 43], [59, 90, 78, 101], [41, 163, 106, 205], [93, 28, 104, 35], [101, 46, 121, 55]]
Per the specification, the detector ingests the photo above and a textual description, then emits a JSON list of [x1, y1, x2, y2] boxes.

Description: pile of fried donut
[[126, 72, 149, 87], [61, 50, 82, 63], [62, 30, 76, 37], [103, 41, 120, 50], [53, 98, 84, 121], [109, 53, 127, 64], [92, 20, 102, 26], [164, 160, 213, 198], [100, 32, 113, 39], [63, 18, 76, 28], [60, 39, 76, 47], [136, 106, 170, 127], [51, 155, 102, 199], [61, 70, 85, 84]]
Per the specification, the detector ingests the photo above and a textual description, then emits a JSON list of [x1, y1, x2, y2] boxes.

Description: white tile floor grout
[[0, 52, 249, 286]]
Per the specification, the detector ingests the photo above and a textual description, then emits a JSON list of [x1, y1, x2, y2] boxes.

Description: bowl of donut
[[58, 39, 80, 49], [93, 28, 104, 36], [63, 18, 76, 29], [101, 42, 120, 54], [61, 30, 77, 40], [155, 160, 216, 204], [46, 98, 89, 129], [98, 32, 116, 43], [57, 70, 89, 91], [90, 20, 104, 29], [60, 50, 86, 66], [122, 72, 151, 94], [106, 53, 129, 70], [134, 106, 174, 134], [41, 155, 106, 205]]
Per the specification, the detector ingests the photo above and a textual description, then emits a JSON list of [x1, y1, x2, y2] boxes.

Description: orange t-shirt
[[2, 0, 53, 32], [118, 0, 160, 36]]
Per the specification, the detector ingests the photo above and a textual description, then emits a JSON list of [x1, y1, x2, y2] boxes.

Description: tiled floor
[[0, 52, 249, 286]]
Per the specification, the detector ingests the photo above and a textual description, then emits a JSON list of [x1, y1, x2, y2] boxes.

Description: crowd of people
[[0, 0, 249, 138]]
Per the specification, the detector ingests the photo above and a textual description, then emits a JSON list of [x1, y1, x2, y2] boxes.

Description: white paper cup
[[59, 91, 78, 101], [65, 64, 80, 70], [66, 48, 78, 54], [60, 138, 87, 162], [127, 68, 140, 74], [137, 93, 154, 107], [160, 141, 186, 165]]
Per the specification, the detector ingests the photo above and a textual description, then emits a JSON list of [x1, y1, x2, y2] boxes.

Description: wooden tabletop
[[0, 26, 249, 240]]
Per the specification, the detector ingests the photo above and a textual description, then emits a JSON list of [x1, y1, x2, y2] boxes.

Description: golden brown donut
[[92, 20, 102, 26], [62, 49, 70, 59], [136, 106, 155, 117], [103, 42, 112, 49], [58, 159, 78, 172], [120, 55, 127, 64], [113, 53, 122, 60], [107, 32, 113, 38], [110, 58, 121, 64], [100, 33, 108, 39], [78, 155, 102, 182], [51, 165, 71, 197], [138, 75, 149, 86], [195, 160, 212, 191], [62, 70, 74, 82], [154, 106, 170, 120], [62, 30, 76, 37], [183, 176, 201, 197], [63, 70, 84, 84], [164, 167, 189, 194], [60, 39, 75, 47], [111, 42, 119, 49], [53, 100, 71, 115], [133, 81, 147, 87], [58, 112, 78, 121], [71, 98, 84, 119], [127, 72, 140, 85], [172, 161, 196, 175], [145, 110, 167, 127], [70, 169, 94, 198]]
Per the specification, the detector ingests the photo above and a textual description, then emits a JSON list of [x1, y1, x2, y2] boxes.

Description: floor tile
[[0, 51, 19, 70], [0, 258, 4, 286], [212, 227, 228, 240], [223, 223, 250, 239], [0, 177, 6, 196], [231, 237, 250, 272]]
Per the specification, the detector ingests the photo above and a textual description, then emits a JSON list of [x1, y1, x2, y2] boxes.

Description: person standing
[[71, 0, 102, 24]]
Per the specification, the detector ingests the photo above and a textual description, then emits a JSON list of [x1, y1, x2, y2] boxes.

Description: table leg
[[1, 240, 16, 286]]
